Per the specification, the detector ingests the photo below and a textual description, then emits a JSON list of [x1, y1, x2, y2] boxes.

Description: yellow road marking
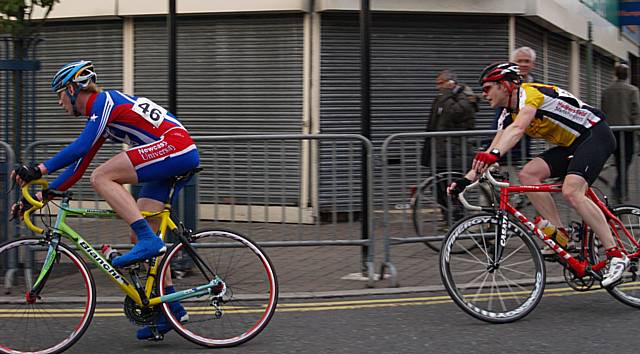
[[0, 284, 638, 317]]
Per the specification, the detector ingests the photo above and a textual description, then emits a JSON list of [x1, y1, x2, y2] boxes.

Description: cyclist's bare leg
[[518, 158, 565, 227], [91, 152, 165, 267], [135, 197, 173, 287], [562, 174, 615, 249], [91, 152, 142, 224]]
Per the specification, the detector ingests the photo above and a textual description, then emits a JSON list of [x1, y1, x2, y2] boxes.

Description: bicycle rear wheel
[[440, 214, 545, 323], [157, 228, 278, 348], [0, 237, 96, 354], [593, 205, 640, 307]]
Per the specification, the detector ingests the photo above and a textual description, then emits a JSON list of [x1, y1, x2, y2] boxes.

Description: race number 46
[[132, 97, 167, 128]]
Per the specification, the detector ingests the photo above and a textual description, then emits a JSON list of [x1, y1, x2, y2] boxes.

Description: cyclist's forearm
[[486, 130, 504, 151], [493, 124, 526, 154]]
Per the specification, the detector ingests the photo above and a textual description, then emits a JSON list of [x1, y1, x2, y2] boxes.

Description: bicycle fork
[[488, 211, 509, 272], [26, 233, 61, 304]]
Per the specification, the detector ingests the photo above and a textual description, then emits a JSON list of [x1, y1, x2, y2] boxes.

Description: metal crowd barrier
[[0, 141, 14, 243], [194, 134, 375, 285], [0, 141, 16, 291], [379, 126, 640, 287], [20, 134, 376, 287]]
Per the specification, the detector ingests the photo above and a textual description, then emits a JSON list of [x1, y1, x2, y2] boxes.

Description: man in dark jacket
[[601, 62, 640, 202], [421, 70, 477, 221], [421, 69, 476, 171]]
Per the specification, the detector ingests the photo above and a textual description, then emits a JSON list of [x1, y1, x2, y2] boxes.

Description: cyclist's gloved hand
[[10, 197, 33, 221], [472, 150, 500, 173], [447, 177, 473, 197], [473, 151, 499, 165], [13, 165, 42, 185]]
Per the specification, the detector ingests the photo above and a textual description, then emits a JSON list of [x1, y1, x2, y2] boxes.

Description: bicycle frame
[[468, 169, 640, 279], [21, 179, 219, 307]]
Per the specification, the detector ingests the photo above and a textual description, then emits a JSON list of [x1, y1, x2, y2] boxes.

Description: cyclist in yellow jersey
[[449, 62, 628, 287]]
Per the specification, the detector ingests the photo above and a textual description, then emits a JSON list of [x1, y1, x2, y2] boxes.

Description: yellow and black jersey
[[497, 83, 603, 147]]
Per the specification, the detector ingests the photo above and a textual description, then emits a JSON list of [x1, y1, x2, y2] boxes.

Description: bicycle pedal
[[148, 329, 165, 342]]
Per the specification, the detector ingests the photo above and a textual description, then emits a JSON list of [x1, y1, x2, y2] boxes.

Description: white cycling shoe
[[602, 255, 630, 287]]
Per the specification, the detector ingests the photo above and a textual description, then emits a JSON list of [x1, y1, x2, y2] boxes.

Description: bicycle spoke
[[496, 271, 526, 304], [497, 243, 527, 264], [456, 269, 490, 292], [450, 268, 489, 276], [449, 255, 488, 266], [492, 272, 509, 312]]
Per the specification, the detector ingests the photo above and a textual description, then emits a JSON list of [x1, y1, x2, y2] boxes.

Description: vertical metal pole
[[360, 0, 371, 274], [168, 0, 177, 115], [586, 21, 593, 105]]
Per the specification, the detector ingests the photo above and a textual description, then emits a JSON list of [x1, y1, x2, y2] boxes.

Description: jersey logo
[[131, 97, 167, 128]]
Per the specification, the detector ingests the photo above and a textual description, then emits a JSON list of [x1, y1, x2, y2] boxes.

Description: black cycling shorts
[[538, 120, 616, 185]]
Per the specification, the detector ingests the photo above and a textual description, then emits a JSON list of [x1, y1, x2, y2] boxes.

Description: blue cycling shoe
[[111, 235, 166, 267], [137, 298, 189, 340]]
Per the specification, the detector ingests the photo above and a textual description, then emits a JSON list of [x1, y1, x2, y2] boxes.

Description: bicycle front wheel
[[157, 228, 278, 348], [440, 214, 545, 323], [594, 205, 640, 307], [0, 237, 96, 354]]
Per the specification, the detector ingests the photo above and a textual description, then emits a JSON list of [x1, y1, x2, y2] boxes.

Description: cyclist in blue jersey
[[11, 60, 198, 340]]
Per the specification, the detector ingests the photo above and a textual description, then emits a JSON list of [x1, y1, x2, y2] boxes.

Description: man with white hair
[[511, 46, 537, 83], [490, 47, 537, 178]]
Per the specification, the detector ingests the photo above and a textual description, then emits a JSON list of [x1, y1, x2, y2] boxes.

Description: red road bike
[[439, 164, 640, 323]]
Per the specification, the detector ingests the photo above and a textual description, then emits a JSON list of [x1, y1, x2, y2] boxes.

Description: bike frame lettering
[[33, 199, 178, 306], [497, 182, 640, 278]]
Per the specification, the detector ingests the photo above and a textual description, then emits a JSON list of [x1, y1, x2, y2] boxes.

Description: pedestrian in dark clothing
[[420, 70, 477, 220], [421, 70, 477, 171], [601, 62, 640, 202]]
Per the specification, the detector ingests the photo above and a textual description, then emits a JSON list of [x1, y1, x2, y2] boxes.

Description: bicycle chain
[[123, 295, 161, 325]]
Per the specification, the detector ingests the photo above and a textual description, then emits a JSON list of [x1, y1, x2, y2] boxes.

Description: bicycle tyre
[[0, 237, 96, 354], [157, 228, 278, 348], [440, 213, 546, 323], [413, 172, 490, 253], [591, 205, 640, 308]]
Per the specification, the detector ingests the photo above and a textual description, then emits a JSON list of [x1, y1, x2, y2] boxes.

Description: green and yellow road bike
[[0, 170, 278, 353]]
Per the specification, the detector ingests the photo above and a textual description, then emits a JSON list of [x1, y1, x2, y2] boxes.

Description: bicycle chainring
[[563, 267, 595, 292], [123, 296, 161, 325]]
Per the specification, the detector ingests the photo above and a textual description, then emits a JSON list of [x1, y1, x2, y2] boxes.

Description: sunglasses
[[481, 83, 498, 94]]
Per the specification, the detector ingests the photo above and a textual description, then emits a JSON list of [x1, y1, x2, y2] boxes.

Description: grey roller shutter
[[29, 21, 123, 195], [599, 53, 615, 104], [515, 17, 544, 82], [0, 39, 12, 143], [547, 32, 570, 88], [134, 14, 304, 205], [320, 12, 509, 208], [581, 45, 616, 107], [514, 19, 572, 88], [631, 54, 639, 88], [36, 21, 123, 139]]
